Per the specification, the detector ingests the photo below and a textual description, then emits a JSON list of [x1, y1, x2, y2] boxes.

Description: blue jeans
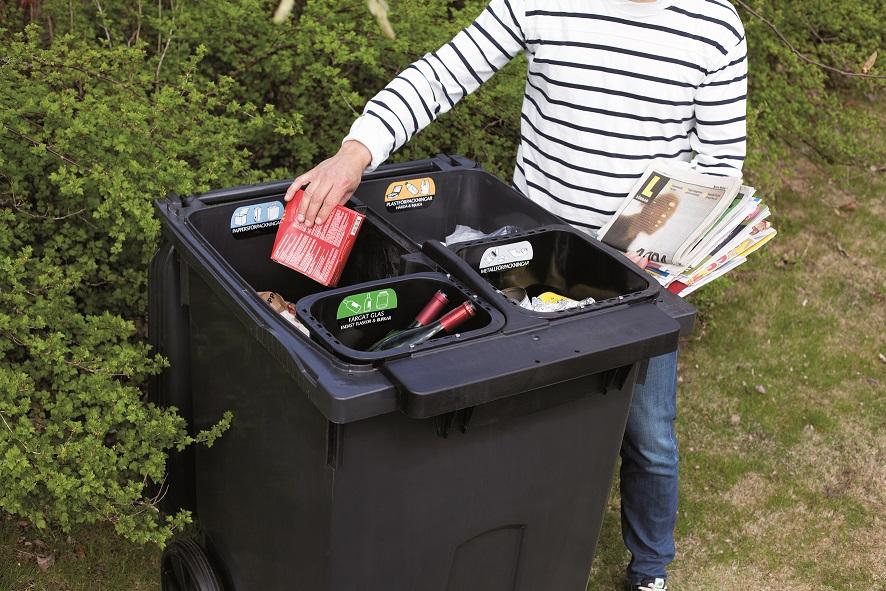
[[620, 351, 679, 583]]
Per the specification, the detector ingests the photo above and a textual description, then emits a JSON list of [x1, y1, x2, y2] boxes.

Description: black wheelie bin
[[149, 155, 695, 591]]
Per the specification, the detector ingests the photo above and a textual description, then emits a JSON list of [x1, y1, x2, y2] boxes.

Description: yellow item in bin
[[536, 291, 577, 305], [530, 291, 595, 312]]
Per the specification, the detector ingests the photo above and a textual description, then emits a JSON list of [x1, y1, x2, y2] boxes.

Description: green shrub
[[738, 0, 884, 185], [0, 0, 882, 547], [0, 24, 290, 544]]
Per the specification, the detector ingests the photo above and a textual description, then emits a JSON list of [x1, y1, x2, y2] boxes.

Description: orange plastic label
[[384, 177, 436, 212]]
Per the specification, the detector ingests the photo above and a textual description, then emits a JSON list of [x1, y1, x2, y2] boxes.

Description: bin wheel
[[161, 539, 224, 591]]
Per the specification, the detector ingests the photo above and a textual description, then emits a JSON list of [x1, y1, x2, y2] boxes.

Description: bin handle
[[189, 162, 439, 206], [361, 160, 441, 181], [361, 154, 479, 180], [196, 180, 294, 206], [421, 240, 507, 309]]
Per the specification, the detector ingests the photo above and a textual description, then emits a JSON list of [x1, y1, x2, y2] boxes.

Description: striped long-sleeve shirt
[[342, 0, 747, 233]]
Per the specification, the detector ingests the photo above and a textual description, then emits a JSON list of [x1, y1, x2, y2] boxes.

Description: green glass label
[[336, 288, 398, 320]]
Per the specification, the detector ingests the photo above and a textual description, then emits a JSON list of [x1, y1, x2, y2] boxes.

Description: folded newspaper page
[[676, 222, 776, 290], [597, 162, 742, 266], [683, 185, 757, 262]]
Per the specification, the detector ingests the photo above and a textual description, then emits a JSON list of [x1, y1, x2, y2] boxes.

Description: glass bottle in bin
[[369, 290, 449, 351], [369, 301, 476, 352]]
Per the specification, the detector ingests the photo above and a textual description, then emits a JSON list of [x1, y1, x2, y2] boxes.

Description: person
[[285, 1, 747, 589]]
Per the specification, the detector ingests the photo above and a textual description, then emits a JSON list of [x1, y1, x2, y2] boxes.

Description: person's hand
[[284, 140, 372, 226], [626, 252, 649, 270]]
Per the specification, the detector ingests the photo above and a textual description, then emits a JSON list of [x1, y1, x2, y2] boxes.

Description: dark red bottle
[[409, 290, 449, 329], [368, 290, 449, 351]]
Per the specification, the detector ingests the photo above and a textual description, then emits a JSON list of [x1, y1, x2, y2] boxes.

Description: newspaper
[[678, 206, 772, 281], [654, 202, 776, 296], [597, 161, 743, 266], [677, 223, 776, 289], [678, 257, 748, 296], [682, 185, 757, 263]]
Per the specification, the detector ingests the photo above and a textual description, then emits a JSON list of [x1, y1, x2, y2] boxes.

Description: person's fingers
[[294, 188, 310, 223], [339, 188, 356, 205], [285, 172, 312, 203], [314, 185, 354, 225], [624, 252, 646, 269], [284, 180, 298, 203], [314, 199, 336, 227], [302, 179, 333, 226], [296, 175, 326, 224], [315, 193, 346, 226]]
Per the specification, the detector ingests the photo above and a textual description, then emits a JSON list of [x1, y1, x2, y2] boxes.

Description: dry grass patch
[[671, 563, 827, 591], [787, 415, 886, 512], [721, 472, 773, 510]]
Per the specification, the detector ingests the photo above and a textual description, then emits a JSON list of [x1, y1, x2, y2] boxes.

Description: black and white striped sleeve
[[690, 35, 748, 177], [342, 0, 526, 170]]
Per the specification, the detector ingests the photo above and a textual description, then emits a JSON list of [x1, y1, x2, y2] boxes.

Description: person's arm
[[286, 0, 527, 226], [690, 35, 748, 178]]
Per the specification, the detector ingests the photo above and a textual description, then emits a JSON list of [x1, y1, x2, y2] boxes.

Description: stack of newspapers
[[597, 162, 776, 297]]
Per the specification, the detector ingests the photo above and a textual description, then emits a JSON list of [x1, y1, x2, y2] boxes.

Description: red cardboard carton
[[270, 190, 365, 287]]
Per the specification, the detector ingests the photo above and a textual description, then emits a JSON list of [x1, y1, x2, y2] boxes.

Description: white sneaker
[[634, 578, 668, 591]]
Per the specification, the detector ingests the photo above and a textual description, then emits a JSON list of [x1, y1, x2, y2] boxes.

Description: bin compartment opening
[[352, 169, 562, 247], [455, 228, 652, 311], [186, 198, 413, 305], [296, 274, 501, 360]]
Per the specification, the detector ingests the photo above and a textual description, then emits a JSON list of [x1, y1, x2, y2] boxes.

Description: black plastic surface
[[185, 278, 638, 590], [656, 287, 697, 337], [383, 301, 678, 418], [147, 243, 196, 514]]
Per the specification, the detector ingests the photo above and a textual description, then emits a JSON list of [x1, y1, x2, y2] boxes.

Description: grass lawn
[[2, 111, 883, 591]]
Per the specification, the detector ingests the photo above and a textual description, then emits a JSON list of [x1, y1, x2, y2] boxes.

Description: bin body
[[189, 268, 636, 589], [150, 155, 694, 591]]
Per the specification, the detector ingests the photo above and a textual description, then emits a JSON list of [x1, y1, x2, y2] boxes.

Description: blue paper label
[[230, 201, 284, 236]]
